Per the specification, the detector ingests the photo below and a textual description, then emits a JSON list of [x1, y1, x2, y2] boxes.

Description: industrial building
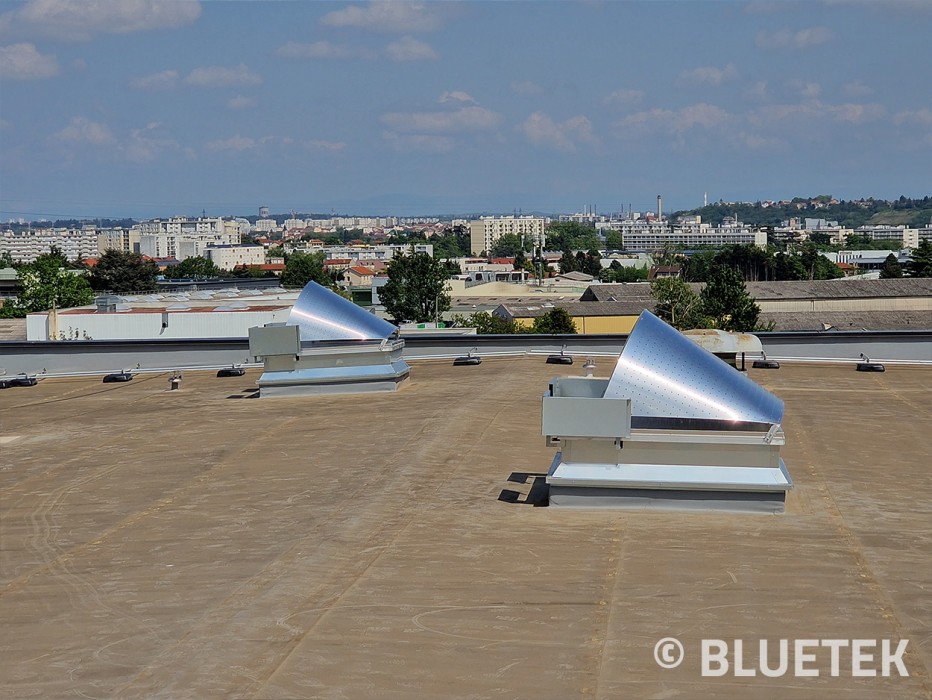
[[24, 288, 296, 341]]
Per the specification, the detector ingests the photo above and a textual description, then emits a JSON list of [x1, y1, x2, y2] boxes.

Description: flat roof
[[1, 360, 930, 698], [584, 278, 932, 302]]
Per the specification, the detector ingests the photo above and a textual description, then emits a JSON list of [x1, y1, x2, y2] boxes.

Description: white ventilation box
[[543, 311, 792, 512]]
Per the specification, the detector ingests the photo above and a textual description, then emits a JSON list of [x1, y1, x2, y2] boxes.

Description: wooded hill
[[673, 196, 932, 229]]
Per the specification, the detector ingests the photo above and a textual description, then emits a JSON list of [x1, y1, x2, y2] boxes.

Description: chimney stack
[[657, 195, 663, 221]]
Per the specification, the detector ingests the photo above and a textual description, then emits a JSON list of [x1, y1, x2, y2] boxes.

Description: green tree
[[650, 277, 706, 330], [546, 221, 600, 251], [379, 251, 451, 322], [583, 249, 602, 277], [699, 266, 762, 332], [1, 252, 95, 317], [281, 251, 332, 288], [490, 233, 532, 257], [600, 263, 648, 283], [513, 248, 527, 270], [532, 307, 577, 334], [451, 311, 525, 334], [880, 253, 903, 279], [906, 239, 932, 277], [0, 251, 15, 268], [604, 230, 623, 251], [559, 249, 578, 274], [773, 251, 806, 281], [165, 256, 221, 279], [90, 250, 159, 293], [432, 224, 471, 258], [800, 242, 843, 280]]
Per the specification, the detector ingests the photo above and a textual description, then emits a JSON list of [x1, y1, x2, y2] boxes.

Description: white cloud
[[0, 42, 58, 79], [747, 81, 769, 100], [843, 81, 872, 97], [205, 135, 273, 152], [383, 131, 454, 154], [123, 122, 178, 163], [1, 0, 201, 41], [676, 63, 737, 87], [756, 27, 833, 49], [130, 69, 178, 90], [276, 40, 375, 60], [602, 89, 644, 107], [511, 80, 543, 96], [616, 103, 730, 135], [385, 36, 437, 62], [380, 106, 501, 133], [829, 102, 885, 123], [749, 100, 885, 126], [734, 132, 785, 151], [439, 91, 476, 105], [53, 117, 115, 146], [227, 95, 256, 110], [800, 82, 821, 98], [321, 2, 443, 33], [521, 112, 595, 152], [894, 108, 932, 126], [304, 140, 346, 152], [184, 64, 261, 87]]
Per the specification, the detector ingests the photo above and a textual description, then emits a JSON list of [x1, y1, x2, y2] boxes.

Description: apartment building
[[0, 227, 99, 262], [468, 216, 547, 255], [96, 228, 142, 255], [204, 244, 266, 271], [614, 218, 767, 250], [136, 216, 243, 260], [298, 243, 433, 261], [856, 225, 921, 249]]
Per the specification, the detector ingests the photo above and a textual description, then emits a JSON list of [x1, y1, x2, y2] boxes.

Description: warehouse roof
[[759, 310, 932, 331], [581, 278, 932, 302], [2, 360, 930, 698], [496, 300, 653, 319]]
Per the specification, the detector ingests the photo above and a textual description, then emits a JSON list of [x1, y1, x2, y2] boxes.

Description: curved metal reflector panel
[[604, 310, 784, 424], [287, 281, 398, 342]]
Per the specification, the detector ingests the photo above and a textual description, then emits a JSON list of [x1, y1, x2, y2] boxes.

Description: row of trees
[[680, 243, 843, 282], [651, 267, 766, 332], [678, 195, 932, 228], [451, 308, 577, 335]]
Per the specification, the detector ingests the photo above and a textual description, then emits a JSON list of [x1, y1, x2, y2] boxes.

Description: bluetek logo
[[654, 638, 910, 677]]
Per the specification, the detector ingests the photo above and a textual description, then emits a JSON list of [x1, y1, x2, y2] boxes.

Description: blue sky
[[1, 0, 930, 220]]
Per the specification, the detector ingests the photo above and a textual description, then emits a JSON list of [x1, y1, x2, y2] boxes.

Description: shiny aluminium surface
[[604, 311, 784, 424], [286, 281, 398, 342]]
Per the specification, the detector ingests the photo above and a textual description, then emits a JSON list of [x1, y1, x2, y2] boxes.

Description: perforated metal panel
[[604, 310, 784, 423], [286, 281, 398, 342]]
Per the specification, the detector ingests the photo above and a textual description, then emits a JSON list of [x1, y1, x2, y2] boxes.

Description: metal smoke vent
[[286, 281, 398, 342], [604, 310, 784, 424]]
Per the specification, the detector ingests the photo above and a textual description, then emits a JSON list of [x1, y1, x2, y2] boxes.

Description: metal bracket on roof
[[763, 423, 781, 445]]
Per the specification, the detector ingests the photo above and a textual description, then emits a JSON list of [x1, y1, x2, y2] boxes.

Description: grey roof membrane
[[287, 281, 398, 342], [604, 310, 784, 424]]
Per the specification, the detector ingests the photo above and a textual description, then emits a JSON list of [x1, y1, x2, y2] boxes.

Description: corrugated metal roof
[[759, 310, 932, 331], [496, 300, 652, 318], [582, 278, 932, 302]]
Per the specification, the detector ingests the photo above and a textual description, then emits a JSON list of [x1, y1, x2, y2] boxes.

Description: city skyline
[[1, 0, 930, 220]]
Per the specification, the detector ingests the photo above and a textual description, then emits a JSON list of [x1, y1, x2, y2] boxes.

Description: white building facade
[[205, 244, 266, 270], [136, 217, 242, 260], [0, 227, 99, 262]]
